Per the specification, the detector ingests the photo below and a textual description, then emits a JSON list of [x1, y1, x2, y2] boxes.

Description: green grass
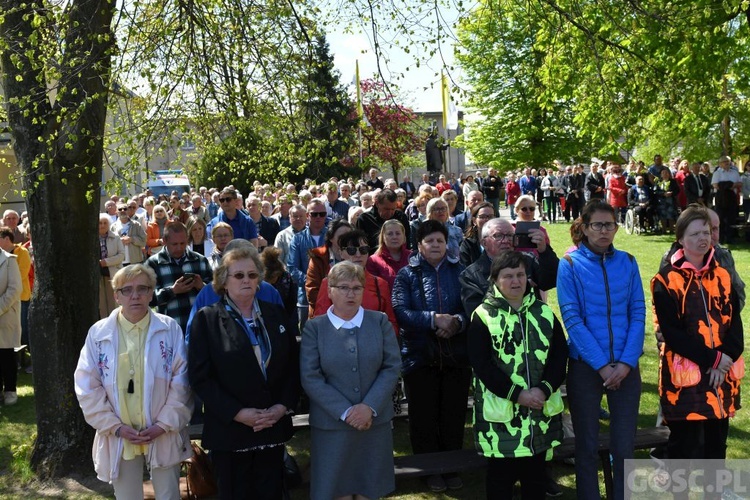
[[3, 223, 750, 498]]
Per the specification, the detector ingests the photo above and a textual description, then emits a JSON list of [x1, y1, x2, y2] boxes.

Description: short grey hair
[[212, 246, 265, 296], [481, 218, 513, 239]]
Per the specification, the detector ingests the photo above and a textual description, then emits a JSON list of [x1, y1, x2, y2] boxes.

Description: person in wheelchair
[[628, 175, 654, 230]]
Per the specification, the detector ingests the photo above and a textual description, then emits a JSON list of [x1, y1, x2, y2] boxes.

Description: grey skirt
[[309, 423, 395, 499]]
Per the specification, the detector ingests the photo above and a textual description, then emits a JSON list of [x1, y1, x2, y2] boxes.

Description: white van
[[147, 170, 192, 198]]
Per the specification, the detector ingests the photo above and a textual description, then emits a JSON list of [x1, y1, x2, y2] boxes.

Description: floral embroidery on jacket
[[159, 340, 173, 374], [96, 341, 110, 379]]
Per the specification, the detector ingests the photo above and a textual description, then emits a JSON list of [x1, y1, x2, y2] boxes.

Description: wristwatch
[[454, 314, 464, 330]]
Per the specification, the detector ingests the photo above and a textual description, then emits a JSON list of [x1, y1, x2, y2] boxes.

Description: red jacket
[[607, 175, 628, 208], [365, 245, 410, 292], [313, 273, 399, 336], [506, 181, 521, 206]]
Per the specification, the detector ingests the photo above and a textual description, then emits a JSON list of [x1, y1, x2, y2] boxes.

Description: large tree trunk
[[0, 0, 114, 478]]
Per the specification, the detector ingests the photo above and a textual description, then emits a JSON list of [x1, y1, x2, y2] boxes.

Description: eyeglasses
[[229, 271, 260, 280], [487, 233, 515, 242], [309, 212, 327, 218], [344, 245, 370, 255], [219, 197, 235, 203], [331, 285, 365, 295], [587, 222, 617, 232], [431, 206, 448, 213], [116, 285, 152, 297], [117, 208, 127, 212], [518, 206, 535, 213]]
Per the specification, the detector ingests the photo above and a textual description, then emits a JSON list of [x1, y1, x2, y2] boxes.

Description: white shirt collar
[[326, 305, 364, 329]]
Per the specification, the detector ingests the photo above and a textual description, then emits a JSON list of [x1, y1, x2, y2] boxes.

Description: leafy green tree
[[297, 35, 358, 181], [0, 0, 113, 476], [455, 0, 600, 171], [528, 0, 750, 158]]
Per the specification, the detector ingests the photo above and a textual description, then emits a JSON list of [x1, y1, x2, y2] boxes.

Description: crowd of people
[[68, 158, 746, 499]]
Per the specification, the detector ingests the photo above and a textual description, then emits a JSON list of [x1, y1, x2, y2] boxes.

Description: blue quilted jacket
[[556, 243, 645, 370], [392, 252, 467, 374]]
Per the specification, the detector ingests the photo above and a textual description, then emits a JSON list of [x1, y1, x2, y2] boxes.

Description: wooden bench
[[392, 426, 670, 499]]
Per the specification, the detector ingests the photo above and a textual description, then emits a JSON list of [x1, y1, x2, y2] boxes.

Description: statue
[[425, 131, 447, 174]]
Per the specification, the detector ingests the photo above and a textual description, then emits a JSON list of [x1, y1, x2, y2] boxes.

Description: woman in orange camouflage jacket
[[652, 205, 743, 461]]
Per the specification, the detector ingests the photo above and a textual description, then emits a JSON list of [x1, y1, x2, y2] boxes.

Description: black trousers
[[212, 445, 285, 500], [666, 419, 729, 500], [0, 348, 16, 393], [486, 453, 546, 500], [403, 364, 472, 454], [667, 418, 729, 460]]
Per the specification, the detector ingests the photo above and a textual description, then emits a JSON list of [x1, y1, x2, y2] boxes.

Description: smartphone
[[515, 221, 540, 248], [182, 273, 196, 281]]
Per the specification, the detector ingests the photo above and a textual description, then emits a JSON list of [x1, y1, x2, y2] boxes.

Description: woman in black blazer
[[189, 246, 300, 500]]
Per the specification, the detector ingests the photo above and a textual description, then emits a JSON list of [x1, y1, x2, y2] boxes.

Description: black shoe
[[545, 474, 563, 497]]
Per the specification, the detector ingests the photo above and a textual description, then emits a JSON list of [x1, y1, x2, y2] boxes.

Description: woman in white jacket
[[75, 264, 192, 499]]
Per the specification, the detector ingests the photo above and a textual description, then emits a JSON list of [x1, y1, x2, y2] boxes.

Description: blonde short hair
[[328, 261, 365, 287], [377, 219, 405, 252], [111, 264, 157, 290], [514, 194, 536, 210], [211, 222, 233, 239]]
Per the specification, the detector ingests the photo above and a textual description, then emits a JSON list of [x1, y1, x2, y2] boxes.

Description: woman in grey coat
[[300, 261, 401, 500]]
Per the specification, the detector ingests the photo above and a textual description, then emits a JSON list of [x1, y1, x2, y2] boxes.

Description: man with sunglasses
[[111, 202, 147, 266], [207, 188, 259, 247], [288, 199, 329, 328], [355, 189, 410, 253]]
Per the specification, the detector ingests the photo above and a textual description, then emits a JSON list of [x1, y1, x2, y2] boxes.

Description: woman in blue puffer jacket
[[392, 220, 469, 493], [556, 199, 646, 500]]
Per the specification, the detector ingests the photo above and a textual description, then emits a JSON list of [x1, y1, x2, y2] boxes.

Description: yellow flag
[[442, 71, 458, 131], [356, 60, 370, 127], [442, 71, 448, 130]]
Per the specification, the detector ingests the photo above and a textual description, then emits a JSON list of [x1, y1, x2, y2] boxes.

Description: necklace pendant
[[129, 369, 135, 376]]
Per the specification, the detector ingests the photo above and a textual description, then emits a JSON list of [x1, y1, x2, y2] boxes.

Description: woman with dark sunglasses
[[513, 194, 551, 256], [312, 230, 398, 335], [305, 219, 353, 317]]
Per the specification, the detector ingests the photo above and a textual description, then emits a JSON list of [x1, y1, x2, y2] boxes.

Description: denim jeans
[[488, 198, 500, 217], [567, 359, 641, 500]]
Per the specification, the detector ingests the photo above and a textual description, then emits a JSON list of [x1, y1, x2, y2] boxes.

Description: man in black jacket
[[684, 161, 711, 206], [399, 175, 416, 200], [585, 163, 605, 201], [482, 168, 503, 216], [355, 189, 410, 253], [459, 218, 559, 318]]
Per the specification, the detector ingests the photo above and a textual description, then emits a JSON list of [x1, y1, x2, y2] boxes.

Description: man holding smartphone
[[147, 221, 213, 336]]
